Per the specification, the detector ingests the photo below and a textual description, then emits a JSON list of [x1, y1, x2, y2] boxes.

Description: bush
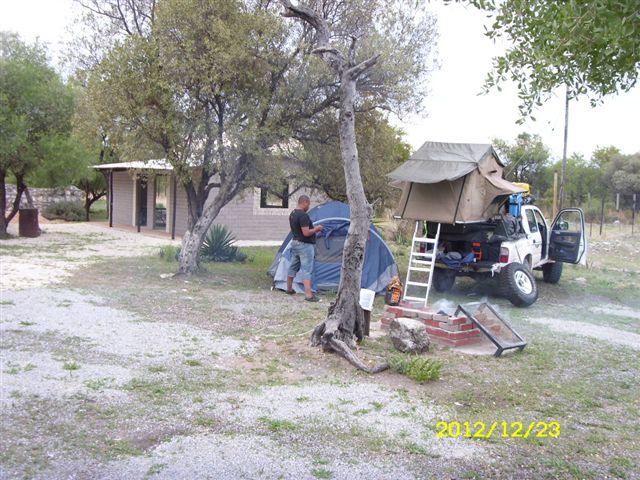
[[158, 245, 180, 262], [42, 201, 85, 221], [388, 353, 442, 382], [200, 224, 247, 263]]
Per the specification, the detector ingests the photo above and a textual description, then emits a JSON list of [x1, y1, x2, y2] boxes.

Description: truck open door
[[550, 208, 587, 266]]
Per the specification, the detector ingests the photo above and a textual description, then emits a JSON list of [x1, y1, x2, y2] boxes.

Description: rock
[[389, 317, 430, 354], [574, 277, 587, 284]]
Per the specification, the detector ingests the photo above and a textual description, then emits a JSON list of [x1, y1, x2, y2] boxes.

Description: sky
[[1, 0, 638, 161]]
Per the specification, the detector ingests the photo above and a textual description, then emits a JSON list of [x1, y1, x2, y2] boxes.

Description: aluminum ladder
[[402, 221, 441, 307]]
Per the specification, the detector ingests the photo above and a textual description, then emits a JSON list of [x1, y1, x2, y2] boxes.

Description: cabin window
[[260, 185, 289, 209]]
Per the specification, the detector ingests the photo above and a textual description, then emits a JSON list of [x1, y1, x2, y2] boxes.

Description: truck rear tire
[[542, 261, 563, 284], [433, 267, 456, 293], [499, 263, 538, 307]]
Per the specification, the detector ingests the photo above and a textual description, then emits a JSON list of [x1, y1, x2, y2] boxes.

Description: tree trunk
[[310, 77, 387, 373], [177, 180, 236, 275], [0, 172, 26, 238], [279, 0, 388, 373], [0, 169, 7, 238], [85, 194, 91, 222]]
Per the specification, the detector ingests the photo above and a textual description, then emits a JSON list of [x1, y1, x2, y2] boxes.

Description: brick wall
[[110, 170, 327, 240], [381, 304, 483, 347], [173, 182, 326, 241]]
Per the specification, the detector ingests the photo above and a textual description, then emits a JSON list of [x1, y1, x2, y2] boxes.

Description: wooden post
[[108, 170, 113, 228], [553, 172, 558, 218], [171, 175, 177, 240], [599, 196, 605, 236], [363, 310, 370, 337], [559, 88, 569, 211], [136, 177, 141, 233], [632, 194, 636, 235]]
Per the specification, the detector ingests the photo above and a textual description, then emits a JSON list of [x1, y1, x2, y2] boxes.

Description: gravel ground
[[3, 222, 639, 479], [524, 316, 640, 350], [1, 223, 178, 290], [99, 433, 419, 480]]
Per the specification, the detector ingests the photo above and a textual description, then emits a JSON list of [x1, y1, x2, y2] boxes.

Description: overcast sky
[[1, 0, 638, 161]]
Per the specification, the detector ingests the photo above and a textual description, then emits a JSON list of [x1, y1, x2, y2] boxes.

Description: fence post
[[633, 194, 636, 235], [599, 196, 605, 236]]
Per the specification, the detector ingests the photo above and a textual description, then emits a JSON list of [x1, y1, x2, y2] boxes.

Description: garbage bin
[[19, 208, 40, 238]]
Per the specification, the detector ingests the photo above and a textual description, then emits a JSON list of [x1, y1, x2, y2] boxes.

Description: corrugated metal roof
[[93, 159, 173, 171]]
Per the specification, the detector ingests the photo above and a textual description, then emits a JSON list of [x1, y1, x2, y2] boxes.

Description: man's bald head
[[298, 194, 311, 212]]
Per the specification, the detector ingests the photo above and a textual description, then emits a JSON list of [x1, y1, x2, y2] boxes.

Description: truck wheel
[[433, 268, 456, 293], [499, 263, 538, 307], [542, 261, 563, 284]]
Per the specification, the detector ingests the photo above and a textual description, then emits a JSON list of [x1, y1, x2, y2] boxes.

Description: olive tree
[[0, 33, 73, 237], [280, 0, 436, 371]]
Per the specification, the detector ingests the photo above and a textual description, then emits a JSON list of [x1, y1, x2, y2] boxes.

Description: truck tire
[[433, 267, 456, 293], [499, 263, 538, 307], [542, 261, 563, 284]]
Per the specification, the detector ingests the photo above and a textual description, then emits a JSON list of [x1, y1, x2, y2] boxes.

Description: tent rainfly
[[268, 201, 398, 294], [388, 141, 526, 224]]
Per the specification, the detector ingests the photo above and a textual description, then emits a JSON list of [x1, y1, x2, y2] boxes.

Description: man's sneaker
[[305, 295, 321, 303]]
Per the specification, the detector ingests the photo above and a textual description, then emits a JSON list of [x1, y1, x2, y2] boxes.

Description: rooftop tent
[[388, 141, 525, 224], [267, 201, 398, 294]]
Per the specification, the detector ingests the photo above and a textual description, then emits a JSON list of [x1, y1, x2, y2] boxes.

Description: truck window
[[534, 210, 547, 231], [525, 209, 538, 233]]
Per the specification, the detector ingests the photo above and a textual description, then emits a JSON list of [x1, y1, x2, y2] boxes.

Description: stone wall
[[4, 185, 85, 212]]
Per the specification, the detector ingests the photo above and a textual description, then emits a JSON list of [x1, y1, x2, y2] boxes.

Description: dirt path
[[1, 223, 179, 291], [525, 317, 640, 350]]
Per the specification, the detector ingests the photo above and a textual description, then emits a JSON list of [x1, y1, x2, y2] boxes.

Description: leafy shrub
[[200, 224, 247, 262], [42, 201, 85, 222], [388, 353, 442, 382], [158, 245, 180, 262]]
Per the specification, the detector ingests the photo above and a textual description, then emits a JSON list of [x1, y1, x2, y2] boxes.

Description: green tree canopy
[[81, 0, 437, 272], [606, 153, 640, 195], [493, 132, 550, 190], [477, 0, 640, 117], [0, 32, 74, 236], [299, 110, 410, 208]]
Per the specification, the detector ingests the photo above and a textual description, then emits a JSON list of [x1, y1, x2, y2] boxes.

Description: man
[[287, 195, 323, 302]]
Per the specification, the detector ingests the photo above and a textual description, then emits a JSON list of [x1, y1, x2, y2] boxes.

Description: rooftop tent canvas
[[268, 201, 399, 294], [389, 141, 525, 224]]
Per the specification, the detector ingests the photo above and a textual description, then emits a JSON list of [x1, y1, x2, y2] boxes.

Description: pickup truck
[[430, 205, 588, 307]]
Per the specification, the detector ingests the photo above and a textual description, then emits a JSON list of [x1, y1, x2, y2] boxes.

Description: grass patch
[[388, 354, 442, 382], [62, 361, 81, 371], [404, 442, 427, 455], [84, 378, 113, 391], [258, 417, 297, 432], [1, 300, 15, 306], [184, 359, 202, 367], [158, 245, 180, 262], [311, 468, 333, 479]]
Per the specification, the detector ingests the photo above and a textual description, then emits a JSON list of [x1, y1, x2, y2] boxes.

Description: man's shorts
[[288, 240, 315, 281]]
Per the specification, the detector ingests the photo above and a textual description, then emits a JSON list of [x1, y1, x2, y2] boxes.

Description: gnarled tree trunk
[[282, 0, 388, 373], [177, 159, 247, 275], [0, 170, 27, 238]]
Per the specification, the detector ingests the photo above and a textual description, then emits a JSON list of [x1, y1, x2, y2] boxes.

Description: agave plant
[[200, 224, 245, 262]]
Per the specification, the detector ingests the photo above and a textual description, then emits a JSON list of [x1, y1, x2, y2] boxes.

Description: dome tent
[[267, 201, 398, 294]]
